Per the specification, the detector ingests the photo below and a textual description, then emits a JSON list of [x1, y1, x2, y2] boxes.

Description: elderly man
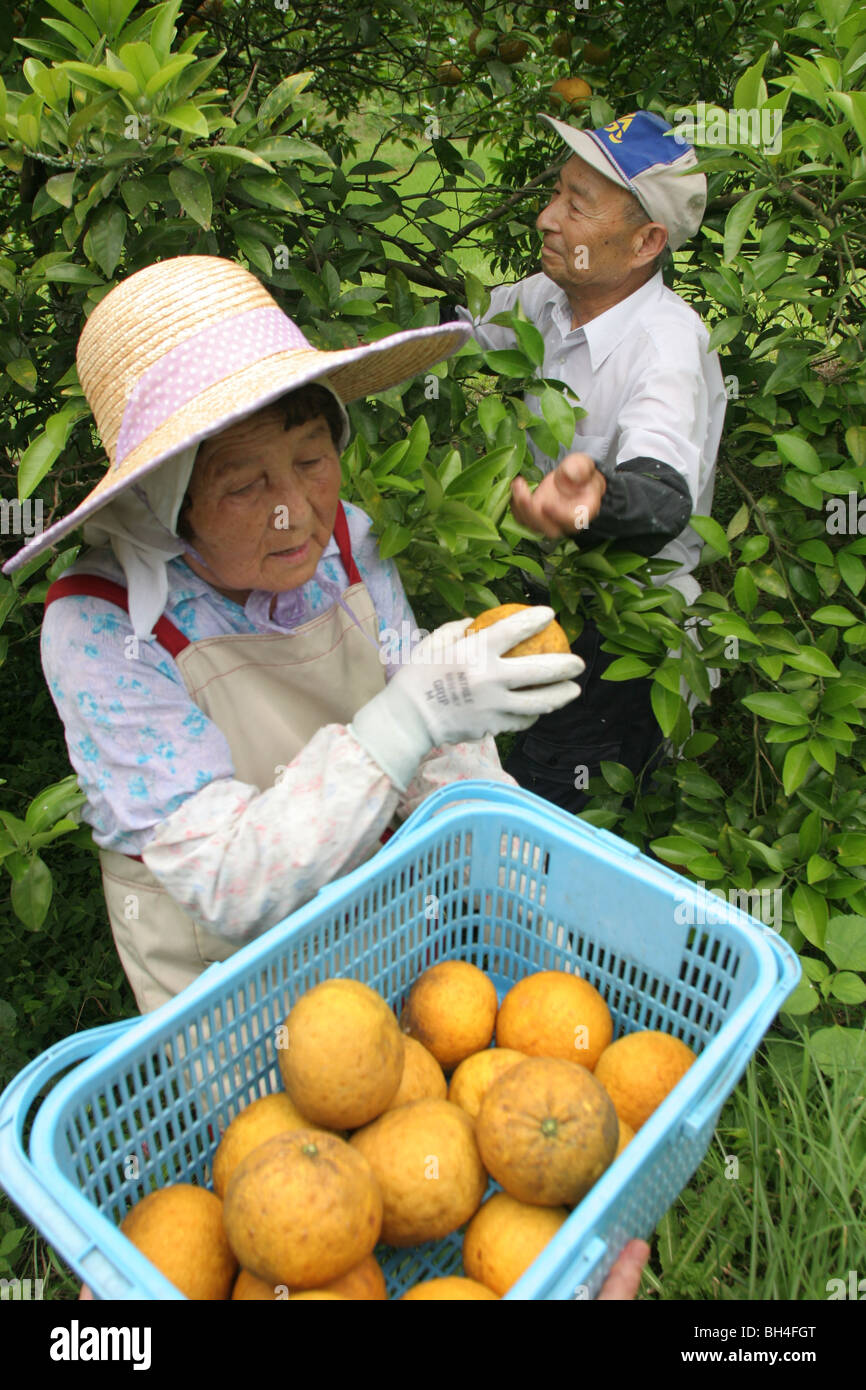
[[455, 110, 727, 812]]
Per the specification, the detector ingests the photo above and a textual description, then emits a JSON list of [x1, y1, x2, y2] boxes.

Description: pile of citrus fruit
[[117, 963, 696, 1300]]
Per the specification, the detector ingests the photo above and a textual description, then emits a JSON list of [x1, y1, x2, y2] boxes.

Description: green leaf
[[782, 741, 812, 795], [168, 165, 212, 229], [484, 349, 532, 377], [540, 386, 576, 449], [812, 604, 855, 626], [10, 855, 53, 931], [783, 646, 838, 677], [824, 915, 866, 971], [775, 432, 822, 472], [159, 101, 209, 137], [651, 681, 685, 738], [690, 514, 730, 556], [722, 188, 764, 264], [734, 567, 758, 614], [88, 204, 126, 277], [829, 972, 866, 1004], [257, 71, 314, 131], [741, 692, 811, 724], [780, 979, 820, 1015], [6, 359, 37, 393], [809, 1025, 866, 1074], [791, 882, 828, 948], [600, 762, 635, 795], [602, 656, 653, 680], [45, 171, 77, 207]]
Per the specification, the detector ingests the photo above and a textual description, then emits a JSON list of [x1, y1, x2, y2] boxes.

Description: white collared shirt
[[455, 270, 727, 596]]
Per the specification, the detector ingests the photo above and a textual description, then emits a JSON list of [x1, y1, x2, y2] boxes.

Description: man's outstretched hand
[[511, 451, 606, 540]]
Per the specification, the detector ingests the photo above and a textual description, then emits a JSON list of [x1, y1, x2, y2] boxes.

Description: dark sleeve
[[579, 456, 694, 557]]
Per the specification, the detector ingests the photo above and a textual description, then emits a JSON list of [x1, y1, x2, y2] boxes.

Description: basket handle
[[0, 1019, 141, 1291]]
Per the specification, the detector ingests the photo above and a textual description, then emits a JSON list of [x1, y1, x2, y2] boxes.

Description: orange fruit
[[615, 1117, 635, 1156], [550, 77, 593, 107], [384, 1036, 448, 1111], [594, 1030, 696, 1130], [120, 1184, 237, 1300], [278, 977, 404, 1128], [400, 1276, 499, 1300], [222, 1130, 383, 1289], [468, 27, 495, 58], [400, 960, 498, 1072], [463, 1192, 569, 1295], [231, 1252, 386, 1301], [349, 1098, 487, 1246], [495, 970, 612, 1071], [448, 1047, 527, 1119], [290, 1291, 349, 1300], [582, 41, 612, 65], [437, 61, 463, 86], [212, 1092, 330, 1197], [465, 603, 571, 658], [498, 38, 529, 63], [475, 1057, 618, 1206]]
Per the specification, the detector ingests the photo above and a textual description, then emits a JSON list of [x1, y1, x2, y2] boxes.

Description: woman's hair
[[176, 382, 345, 543]]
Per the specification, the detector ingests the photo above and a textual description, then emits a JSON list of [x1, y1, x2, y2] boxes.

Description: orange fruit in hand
[[401, 1276, 499, 1300], [465, 603, 571, 658], [349, 1098, 487, 1246], [400, 960, 498, 1072], [475, 1057, 618, 1206], [495, 970, 613, 1071], [384, 1036, 448, 1111], [448, 1046, 527, 1119], [463, 1192, 569, 1296], [594, 1030, 696, 1130], [278, 977, 404, 1128]]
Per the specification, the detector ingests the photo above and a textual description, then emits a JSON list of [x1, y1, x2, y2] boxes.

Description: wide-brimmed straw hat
[[3, 254, 471, 574]]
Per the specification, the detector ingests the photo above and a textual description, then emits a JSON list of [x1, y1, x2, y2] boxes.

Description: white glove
[[348, 606, 585, 792]]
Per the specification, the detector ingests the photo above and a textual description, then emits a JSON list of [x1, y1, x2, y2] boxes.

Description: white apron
[[43, 505, 391, 1015]]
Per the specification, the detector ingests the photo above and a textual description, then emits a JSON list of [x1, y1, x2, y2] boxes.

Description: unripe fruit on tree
[[552, 31, 572, 57]]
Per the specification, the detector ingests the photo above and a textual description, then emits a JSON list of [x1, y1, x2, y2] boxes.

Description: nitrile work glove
[[348, 606, 585, 792]]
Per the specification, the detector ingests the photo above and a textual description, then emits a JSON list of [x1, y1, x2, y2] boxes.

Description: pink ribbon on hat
[[114, 306, 313, 468]]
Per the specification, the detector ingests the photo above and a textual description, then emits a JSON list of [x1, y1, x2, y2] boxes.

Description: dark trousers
[[503, 581, 667, 814]]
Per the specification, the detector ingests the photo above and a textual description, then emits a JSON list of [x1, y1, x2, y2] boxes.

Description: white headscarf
[[81, 443, 199, 640], [78, 382, 353, 641]]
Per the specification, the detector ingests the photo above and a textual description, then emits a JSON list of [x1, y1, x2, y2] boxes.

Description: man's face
[[536, 153, 661, 293], [180, 405, 342, 603]]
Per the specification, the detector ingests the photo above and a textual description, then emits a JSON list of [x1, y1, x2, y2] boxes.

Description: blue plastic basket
[[0, 780, 799, 1300]]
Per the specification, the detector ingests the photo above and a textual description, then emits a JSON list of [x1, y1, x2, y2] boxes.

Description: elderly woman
[[4, 255, 584, 1014]]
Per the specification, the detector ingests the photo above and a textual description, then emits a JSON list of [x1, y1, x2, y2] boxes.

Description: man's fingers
[[596, 1238, 651, 1301], [555, 451, 598, 493]]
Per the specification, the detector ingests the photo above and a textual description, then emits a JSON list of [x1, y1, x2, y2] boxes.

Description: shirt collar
[[549, 270, 664, 372]]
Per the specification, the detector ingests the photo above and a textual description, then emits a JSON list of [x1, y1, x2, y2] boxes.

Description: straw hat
[[3, 254, 471, 574]]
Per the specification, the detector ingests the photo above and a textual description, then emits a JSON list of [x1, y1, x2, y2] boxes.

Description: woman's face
[[179, 405, 343, 603]]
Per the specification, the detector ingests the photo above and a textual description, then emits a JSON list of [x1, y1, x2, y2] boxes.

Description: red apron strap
[[43, 574, 190, 657], [334, 500, 363, 586]]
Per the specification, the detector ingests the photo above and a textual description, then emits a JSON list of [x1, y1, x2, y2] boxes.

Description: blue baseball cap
[[538, 109, 707, 250]]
